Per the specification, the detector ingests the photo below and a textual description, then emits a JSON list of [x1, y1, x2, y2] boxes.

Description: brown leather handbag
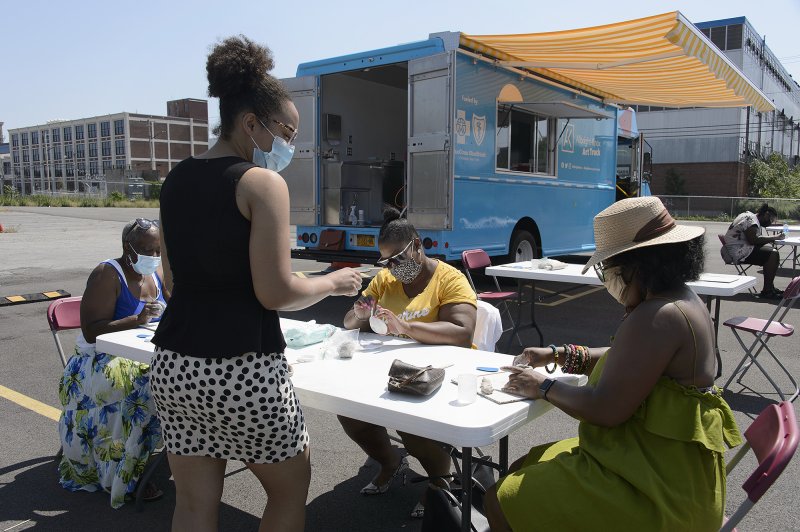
[[387, 359, 446, 396]]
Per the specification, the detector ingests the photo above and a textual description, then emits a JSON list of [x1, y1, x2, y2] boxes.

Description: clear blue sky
[[2, 0, 799, 136]]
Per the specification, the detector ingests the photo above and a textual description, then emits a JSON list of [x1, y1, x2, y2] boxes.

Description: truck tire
[[508, 230, 538, 264]]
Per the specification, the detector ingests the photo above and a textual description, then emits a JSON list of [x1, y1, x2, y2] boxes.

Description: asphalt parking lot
[[1, 206, 798, 531]]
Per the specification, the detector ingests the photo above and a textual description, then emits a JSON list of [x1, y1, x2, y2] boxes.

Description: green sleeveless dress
[[496, 344, 742, 530]]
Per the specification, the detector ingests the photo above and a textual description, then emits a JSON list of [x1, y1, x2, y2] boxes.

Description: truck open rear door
[[407, 53, 453, 230], [282, 76, 318, 226]]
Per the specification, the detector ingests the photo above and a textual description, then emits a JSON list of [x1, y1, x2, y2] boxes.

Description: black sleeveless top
[[152, 156, 286, 358]]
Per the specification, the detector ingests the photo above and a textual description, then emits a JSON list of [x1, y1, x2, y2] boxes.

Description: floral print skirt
[[57, 346, 162, 508]]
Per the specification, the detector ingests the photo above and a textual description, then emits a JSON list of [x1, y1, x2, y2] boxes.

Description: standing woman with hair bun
[[150, 36, 363, 531]]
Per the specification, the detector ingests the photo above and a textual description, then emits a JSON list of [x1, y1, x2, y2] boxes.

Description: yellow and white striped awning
[[461, 12, 774, 113]]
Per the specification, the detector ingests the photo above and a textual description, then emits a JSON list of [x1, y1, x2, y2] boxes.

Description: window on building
[[64, 144, 73, 159], [52, 128, 60, 143], [63, 127, 72, 142], [496, 104, 554, 175], [710, 26, 726, 50], [100, 121, 110, 137], [76, 143, 85, 158], [13, 152, 19, 164], [32, 149, 40, 162], [77, 162, 86, 176], [66, 163, 74, 177], [102, 159, 112, 171], [43, 131, 49, 144], [75, 125, 84, 140], [89, 142, 98, 157], [727, 24, 743, 50], [115, 139, 126, 156], [88, 123, 97, 139], [114, 119, 124, 136], [22, 150, 29, 162], [3, 162, 9, 175], [101, 141, 111, 157], [21, 133, 29, 146], [11, 134, 19, 147], [31, 131, 39, 145], [53, 146, 62, 161], [89, 160, 99, 175], [115, 159, 126, 170]]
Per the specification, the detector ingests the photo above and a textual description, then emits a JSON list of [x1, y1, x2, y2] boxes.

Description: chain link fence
[[658, 195, 800, 222]]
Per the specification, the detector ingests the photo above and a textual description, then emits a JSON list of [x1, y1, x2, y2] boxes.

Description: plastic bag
[[284, 322, 337, 348], [323, 328, 360, 359]]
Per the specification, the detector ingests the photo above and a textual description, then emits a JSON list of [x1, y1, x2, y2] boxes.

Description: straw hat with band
[[581, 197, 705, 275]]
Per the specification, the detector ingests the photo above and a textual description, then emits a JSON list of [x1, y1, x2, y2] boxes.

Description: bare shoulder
[[84, 262, 121, 298], [237, 166, 288, 200], [620, 297, 687, 342]]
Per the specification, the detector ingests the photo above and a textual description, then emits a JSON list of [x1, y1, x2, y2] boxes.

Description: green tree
[[748, 152, 800, 198], [664, 167, 686, 195]]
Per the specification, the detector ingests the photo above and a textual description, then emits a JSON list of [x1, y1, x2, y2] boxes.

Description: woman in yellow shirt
[[341, 207, 477, 519]]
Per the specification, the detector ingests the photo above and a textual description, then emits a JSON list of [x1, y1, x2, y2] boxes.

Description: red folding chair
[[46, 296, 83, 367], [722, 276, 800, 403], [720, 401, 799, 531], [718, 235, 757, 295], [461, 249, 522, 349]]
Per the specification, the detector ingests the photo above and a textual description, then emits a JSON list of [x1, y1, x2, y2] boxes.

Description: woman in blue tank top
[[57, 218, 169, 508]]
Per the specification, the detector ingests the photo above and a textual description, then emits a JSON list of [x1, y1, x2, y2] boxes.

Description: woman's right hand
[[327, 268, 363, 297], [353, 295, 375, 320], [512, 347, 555, 368]]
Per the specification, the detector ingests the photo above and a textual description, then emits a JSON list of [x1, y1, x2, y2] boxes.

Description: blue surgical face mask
[[128, 243, 161, 276], [250, 121, 295, 172]]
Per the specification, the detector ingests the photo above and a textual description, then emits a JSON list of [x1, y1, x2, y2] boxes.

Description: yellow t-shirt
[[363, 261, 477, 325]]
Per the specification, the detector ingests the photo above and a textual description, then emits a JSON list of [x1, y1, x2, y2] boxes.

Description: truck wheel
[[508, 230, 538, 263]]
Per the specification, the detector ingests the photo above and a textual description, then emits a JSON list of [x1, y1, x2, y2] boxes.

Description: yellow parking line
[[0, 385, 61, 421]]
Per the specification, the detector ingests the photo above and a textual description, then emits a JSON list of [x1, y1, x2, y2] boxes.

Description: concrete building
[[7, 99, 208, 195], [635, 17, 800, 197]]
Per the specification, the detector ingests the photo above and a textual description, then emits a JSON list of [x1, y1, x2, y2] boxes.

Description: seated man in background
[[58, 218, 167, 507], [720, 203, 785, 299]]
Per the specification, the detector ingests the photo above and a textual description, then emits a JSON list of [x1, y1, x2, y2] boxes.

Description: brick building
[[7, 99, 208, 195]]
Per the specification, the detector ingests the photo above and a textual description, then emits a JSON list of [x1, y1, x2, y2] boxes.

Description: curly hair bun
[[207, 35, 275, 99], [382, 206, 402, 223]]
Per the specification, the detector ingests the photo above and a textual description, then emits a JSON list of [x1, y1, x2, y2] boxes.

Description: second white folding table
[[485, 262, 757, 378]]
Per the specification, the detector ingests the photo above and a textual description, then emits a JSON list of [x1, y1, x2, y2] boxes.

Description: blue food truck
[[283, 31, 644, 264]]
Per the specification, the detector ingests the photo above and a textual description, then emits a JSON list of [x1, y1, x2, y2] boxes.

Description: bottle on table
[[783, 223, 789, 235]]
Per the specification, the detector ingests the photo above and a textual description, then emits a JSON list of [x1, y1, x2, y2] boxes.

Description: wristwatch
[[539, 378, 557, 400]]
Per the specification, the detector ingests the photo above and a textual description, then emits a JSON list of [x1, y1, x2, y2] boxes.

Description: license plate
[[356, 234, 375, 247]]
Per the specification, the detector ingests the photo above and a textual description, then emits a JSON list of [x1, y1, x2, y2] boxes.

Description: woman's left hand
[[500, 365, 547, 399], [374, 307, 409, 336]]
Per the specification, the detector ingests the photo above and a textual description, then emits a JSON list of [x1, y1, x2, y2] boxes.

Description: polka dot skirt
[[149, 347, 308, 463]]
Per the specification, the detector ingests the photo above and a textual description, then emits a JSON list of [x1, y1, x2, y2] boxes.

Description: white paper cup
[[457, 373, 477, 404]]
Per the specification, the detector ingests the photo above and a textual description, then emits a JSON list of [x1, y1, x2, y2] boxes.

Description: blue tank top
[[103, 259, 166, 321]]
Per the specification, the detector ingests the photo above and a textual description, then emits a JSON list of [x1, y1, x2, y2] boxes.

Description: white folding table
[[485, 262, 757, 378], [97, 319, 585, 531]]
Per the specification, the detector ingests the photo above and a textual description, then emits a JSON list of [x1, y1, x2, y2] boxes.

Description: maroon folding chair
[[722, 276, 800, 402], [462, 249, 522, 349], [720, 401, 799, 531], [718, 235, 757, 295], [46, 296, 83, 367]]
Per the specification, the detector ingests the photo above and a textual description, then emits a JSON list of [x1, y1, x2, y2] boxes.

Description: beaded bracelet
[[562, 344, 576, 374], [545, 344, 558, 374]]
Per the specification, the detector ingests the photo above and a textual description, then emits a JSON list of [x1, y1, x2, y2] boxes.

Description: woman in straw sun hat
[[484, 197, 742, 531]]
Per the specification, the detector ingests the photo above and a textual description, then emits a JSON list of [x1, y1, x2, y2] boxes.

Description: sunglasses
[[261, 118, 298, 145], [124, 218, 159, 240], [376, 240, 414, 268]]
